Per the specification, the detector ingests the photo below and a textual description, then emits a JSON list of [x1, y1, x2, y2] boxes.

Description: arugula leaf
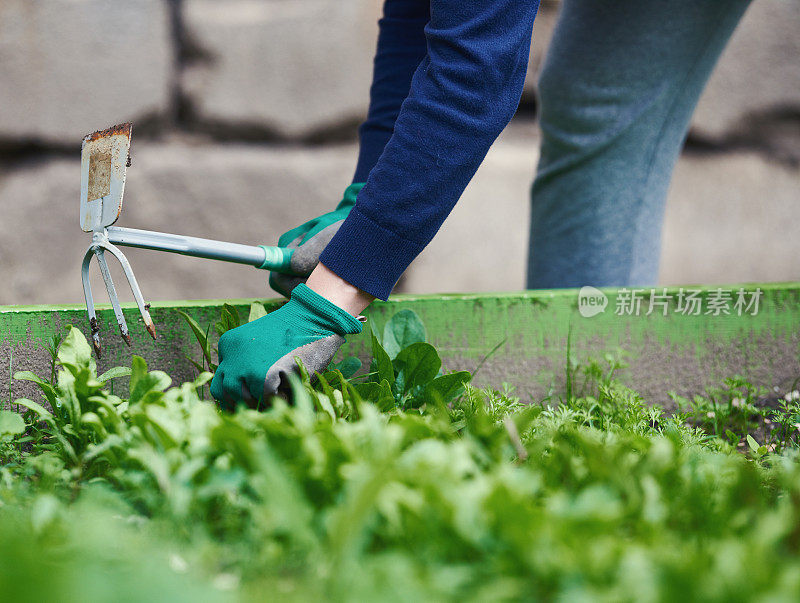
[[56, 326, 94, 371], [382, 309, 427, 358], [98, 366, 133, 384], [14, 370, 58, 406], [177, 310, 215, 370], [353, 380, 396, 413], [128, 356, 172, 404], [324, 357, 362, 382], [371, 331, 395, 386], [14, 397, 53, 422], [215, 304, 242, 336], [248, 302, 268, 322], [392, 342, 441, 397], [418, 371, 472, 406], [0, 410, 25, 436]]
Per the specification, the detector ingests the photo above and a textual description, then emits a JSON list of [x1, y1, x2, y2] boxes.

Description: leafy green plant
[[768, 393, 800, 452], [178, 303, 272, 377], [669, 376, 789, 452], [42, 330, 65, 386], [3, 317, 800, 601], [347, 309, 471, 411], [179, 304, 471, 413], [177, 310, 218, 373]]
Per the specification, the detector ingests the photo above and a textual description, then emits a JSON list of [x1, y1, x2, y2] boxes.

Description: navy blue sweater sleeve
[[323, 0, 540, 300], [353, 0, 430, 183]]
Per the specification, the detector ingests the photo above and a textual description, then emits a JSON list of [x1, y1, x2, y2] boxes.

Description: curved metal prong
[[101, 241, 157, 340], [81, 246, 102, 357], [95, 247, 130, 346]]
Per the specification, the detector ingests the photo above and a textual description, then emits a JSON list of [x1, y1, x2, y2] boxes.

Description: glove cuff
[[291, 284, 364, 336], [335, 182, 366, 211]]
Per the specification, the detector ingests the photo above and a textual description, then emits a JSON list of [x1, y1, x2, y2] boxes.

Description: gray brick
[[0, 0, 173, 143], [660, 151, 800, 285], [692, 1, 800, 139], [182, 0, 380, 139]]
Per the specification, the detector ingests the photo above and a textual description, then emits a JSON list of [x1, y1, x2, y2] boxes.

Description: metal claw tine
[[80, 124, 156, 357], [81, 246, 102, 357], [102, 241, 157, 340], [95, 247, 131, 346], [81, 238, 156, 358]]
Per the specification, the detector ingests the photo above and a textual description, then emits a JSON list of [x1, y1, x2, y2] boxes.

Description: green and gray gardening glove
[[269, 182, 365, 297], [210, 283, 363, 410]]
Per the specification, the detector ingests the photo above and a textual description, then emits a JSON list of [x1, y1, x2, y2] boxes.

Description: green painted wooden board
[[1, 283, 798, 408]]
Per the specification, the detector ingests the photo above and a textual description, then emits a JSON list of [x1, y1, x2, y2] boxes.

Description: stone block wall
[[0, 0, 797, 305], [181, 0, 381, 139], [0, 0, 173, 143]]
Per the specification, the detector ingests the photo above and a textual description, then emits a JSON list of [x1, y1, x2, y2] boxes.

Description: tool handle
[[106, 226, 296, 274], [257, 245, 294, 273]]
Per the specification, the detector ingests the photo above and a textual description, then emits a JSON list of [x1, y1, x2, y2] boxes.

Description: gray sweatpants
[[527, 0, 752, 289]]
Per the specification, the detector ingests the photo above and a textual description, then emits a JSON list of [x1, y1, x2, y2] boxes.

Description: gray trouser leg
[[527, 0, 751, 289]]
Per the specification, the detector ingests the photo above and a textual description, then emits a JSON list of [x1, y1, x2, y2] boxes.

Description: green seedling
[[2, 317, 800, 601]]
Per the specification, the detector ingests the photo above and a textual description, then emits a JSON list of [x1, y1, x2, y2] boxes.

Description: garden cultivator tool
[[80, 123, 297, 357]]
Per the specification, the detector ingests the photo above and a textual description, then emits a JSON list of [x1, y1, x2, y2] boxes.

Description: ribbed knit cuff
[[291, 284, 363, 336], [319, 207, 425, 301]]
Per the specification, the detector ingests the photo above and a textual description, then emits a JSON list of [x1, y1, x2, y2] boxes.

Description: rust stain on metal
[[142, 303, 157, 339], [83, 122, 132, 144], [89, 317, 101, 357], [87, 150, 112, 201], [80, 122, 133, 221]]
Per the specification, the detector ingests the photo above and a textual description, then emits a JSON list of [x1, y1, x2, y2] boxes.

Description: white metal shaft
[[107, 226, 267, 267]]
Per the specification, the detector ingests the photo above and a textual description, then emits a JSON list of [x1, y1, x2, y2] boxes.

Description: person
[[209, 0, 752, 407]]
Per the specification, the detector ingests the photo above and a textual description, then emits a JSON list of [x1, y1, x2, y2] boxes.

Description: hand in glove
[[210, 283, 363, 409], [269, 182, 365, 297]]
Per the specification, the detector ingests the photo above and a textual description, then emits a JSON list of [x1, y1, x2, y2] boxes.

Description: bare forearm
[[306, 263, 375, 316]]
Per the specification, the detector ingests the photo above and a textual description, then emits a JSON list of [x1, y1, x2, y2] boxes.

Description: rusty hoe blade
[[80, 123, 132, 234], [80, 123, 156, 357]]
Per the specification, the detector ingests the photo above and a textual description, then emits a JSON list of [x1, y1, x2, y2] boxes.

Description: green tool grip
[[257, 245, 295, 273]]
